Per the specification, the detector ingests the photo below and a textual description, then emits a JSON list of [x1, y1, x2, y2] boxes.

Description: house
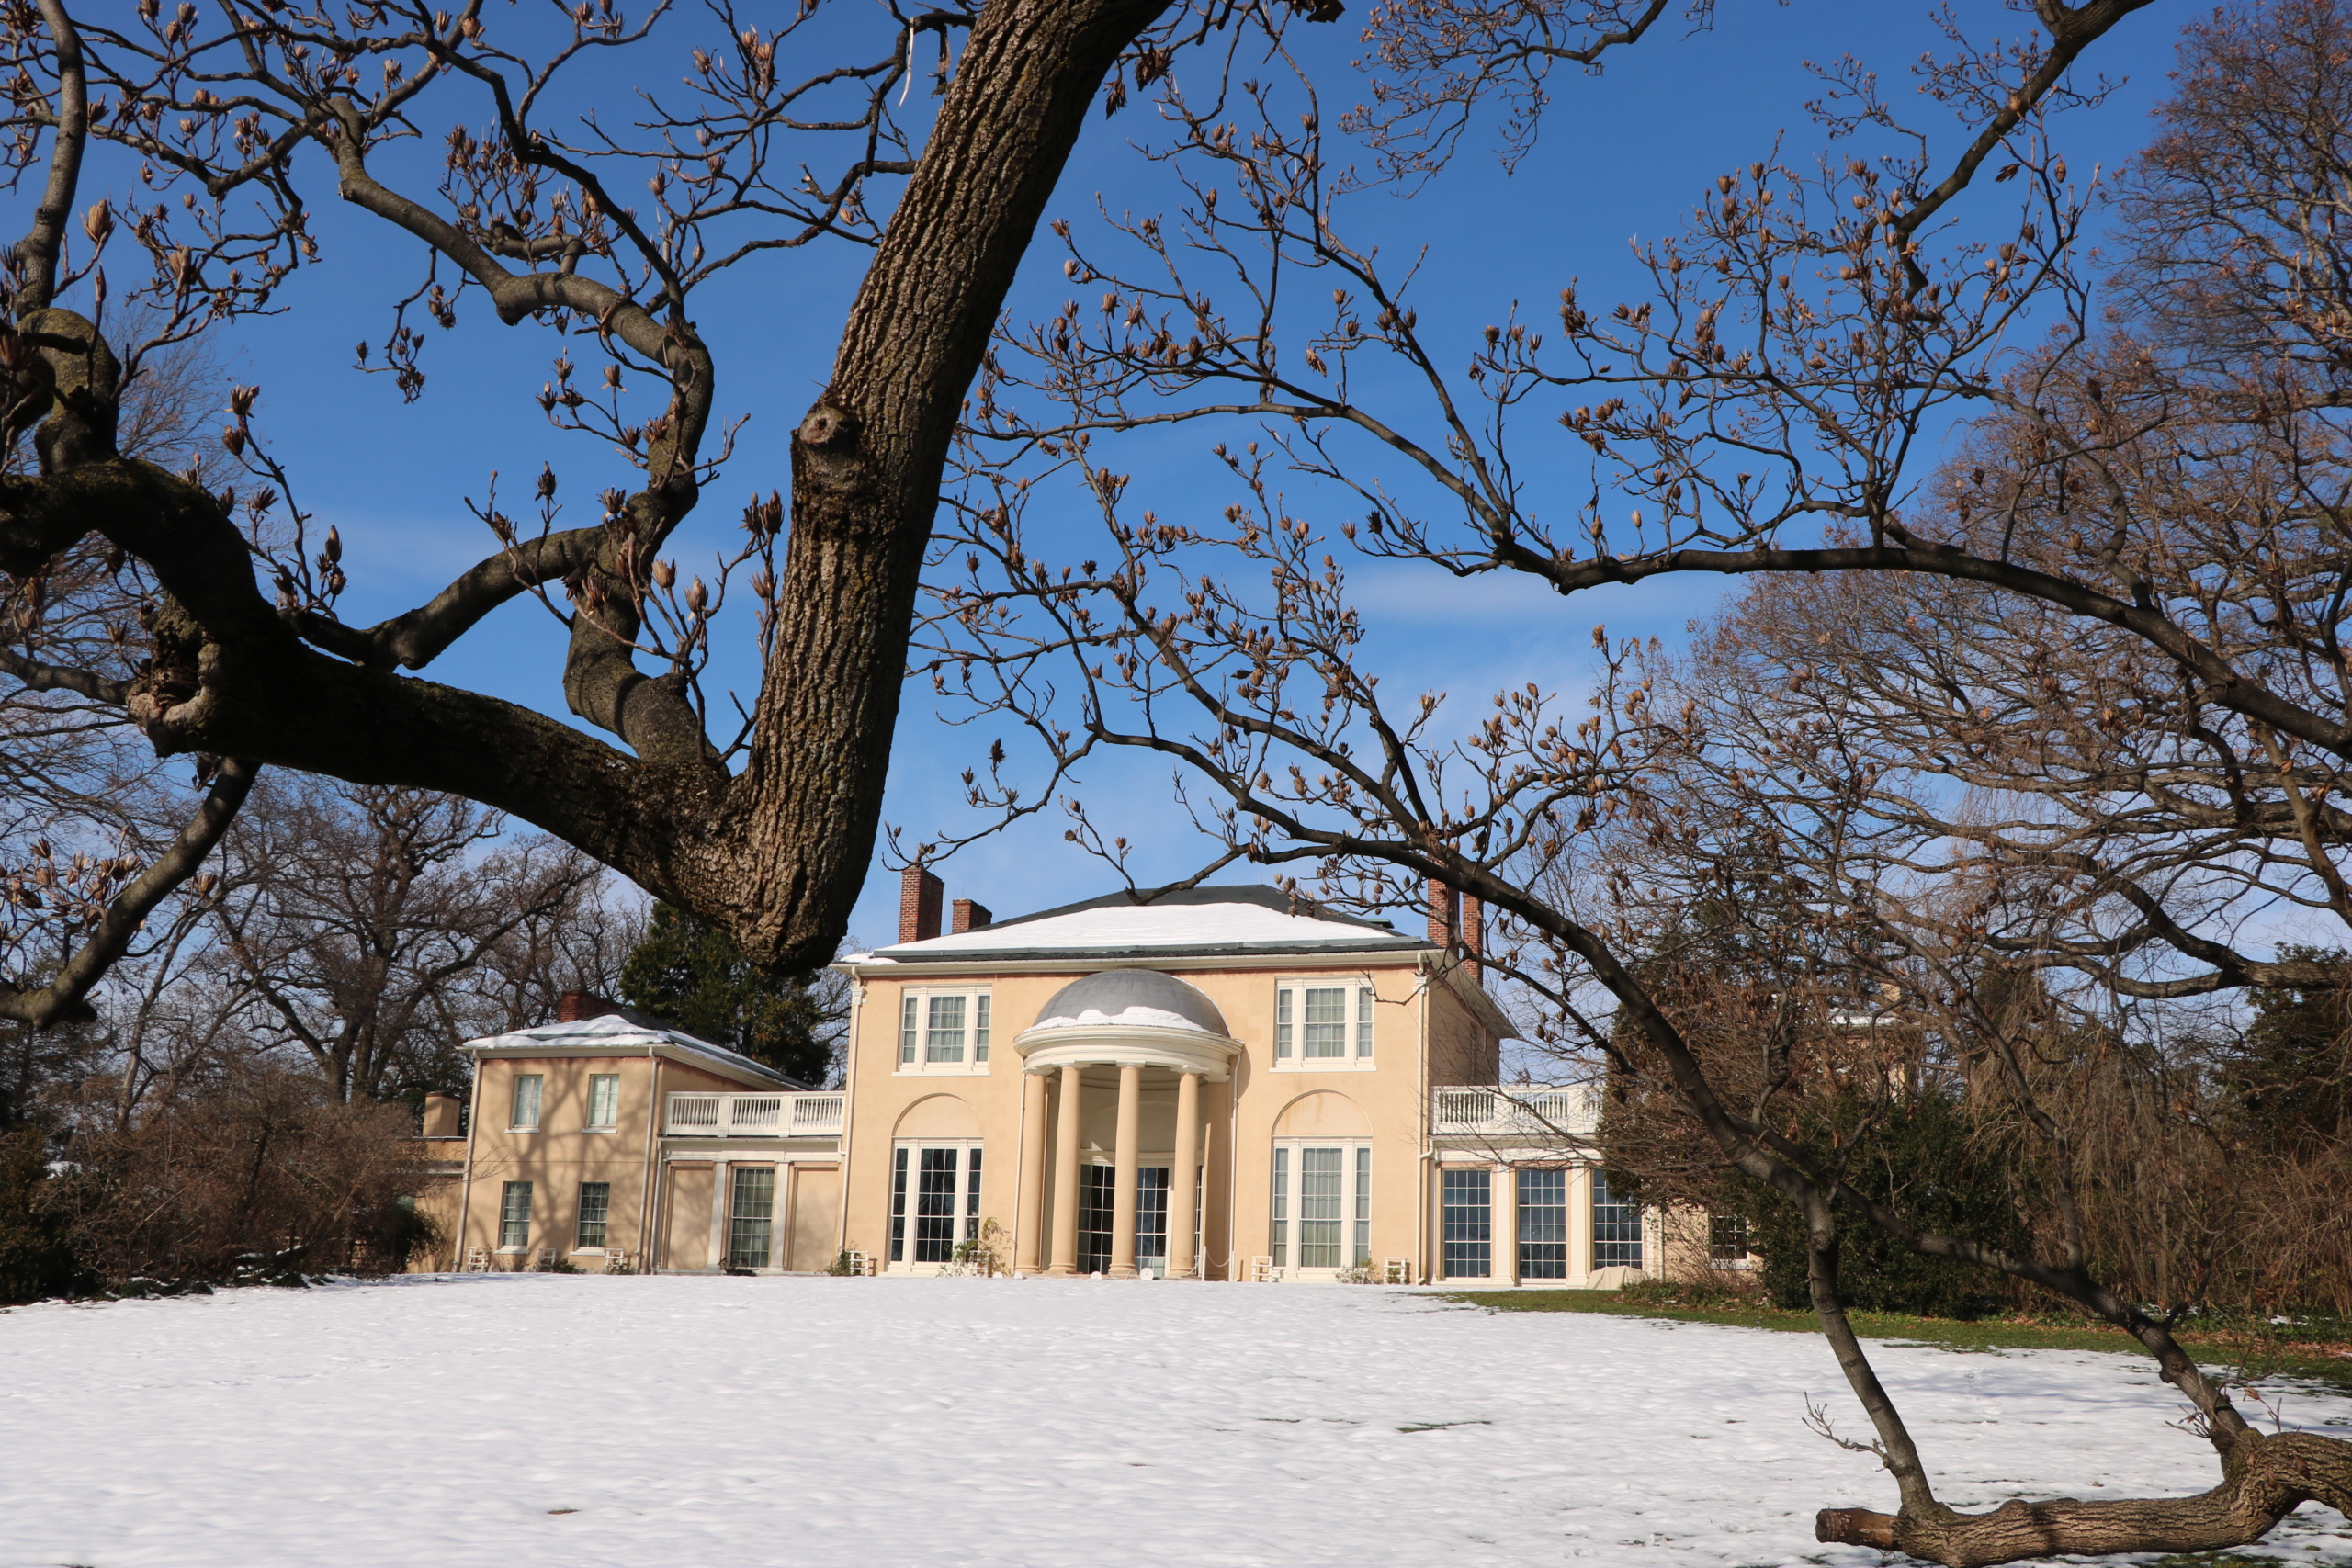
[[407, 998, 845, 1273], [831, 871, 1698, 1285], [413, 872, 1704, 1286]]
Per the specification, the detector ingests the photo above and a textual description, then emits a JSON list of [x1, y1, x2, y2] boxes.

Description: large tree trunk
[[1817, 1428, 2352, 1568]]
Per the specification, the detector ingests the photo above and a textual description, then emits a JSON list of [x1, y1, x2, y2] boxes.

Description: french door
[[1077, 1164, 1172, 1276], [889, 1142, 982, 1266], [1269, 1142, 1371, 1278]]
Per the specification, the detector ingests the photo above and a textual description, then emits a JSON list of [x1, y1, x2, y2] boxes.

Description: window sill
[[892, 1065, 992, 1077], [582, 1125, 619, 1134], [1270, 1057, 1376, 1072], [506, 1125, 539, 1134], [495, 1247, 529, 1255], [571, 1247, 607, 1257]]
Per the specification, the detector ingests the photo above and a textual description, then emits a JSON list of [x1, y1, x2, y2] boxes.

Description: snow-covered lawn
[[5, 1276, 2350, 1568]]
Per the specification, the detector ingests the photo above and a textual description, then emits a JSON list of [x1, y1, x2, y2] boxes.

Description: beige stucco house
[[413, 873, 1725, 1287], [408, 1002, 845, 1274]]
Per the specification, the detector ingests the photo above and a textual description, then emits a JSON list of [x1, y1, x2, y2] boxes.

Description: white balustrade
[[665, 1091, 845, 1137], [1430, 1084, 1597, 1137]]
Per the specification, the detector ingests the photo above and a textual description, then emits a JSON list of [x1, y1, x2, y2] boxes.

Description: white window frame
[[497, 1179, 533, 1252], [893, 987, 992, 1075], [1268, 1137, 1373, 1277], [585, 1073, 620, 1130], [1271, 977, 1377, 1069], [574, 1181, 611, 1252], [509, 1073, 543, 1130], [887, 1138, 985, 1270]]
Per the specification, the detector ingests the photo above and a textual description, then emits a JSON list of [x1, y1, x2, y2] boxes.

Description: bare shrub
[[52, 1066, 429, 1284]]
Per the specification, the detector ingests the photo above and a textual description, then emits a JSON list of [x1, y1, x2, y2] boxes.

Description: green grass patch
[[1434, 1289, 2352, 1397]]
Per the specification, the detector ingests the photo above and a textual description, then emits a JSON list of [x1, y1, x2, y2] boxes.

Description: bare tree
[[205, 778, 610, 1102], [912, 1, 2352, 1561], [0, 0, 1317, 1029]]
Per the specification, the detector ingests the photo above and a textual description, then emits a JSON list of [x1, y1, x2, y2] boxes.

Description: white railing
[[665, 1091, 845, 1137], [1430, 1085, 1598, 1138]]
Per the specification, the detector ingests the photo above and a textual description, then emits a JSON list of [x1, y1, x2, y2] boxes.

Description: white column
[[1168, 1069, 1202, 1280], [1016, 1069, 1049, 1276], [1109, 1063, 1142, 1278], [1048, 1065, 1083, 1276]]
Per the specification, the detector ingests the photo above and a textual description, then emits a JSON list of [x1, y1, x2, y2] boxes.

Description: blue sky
[[86, 0, 2198, 946]]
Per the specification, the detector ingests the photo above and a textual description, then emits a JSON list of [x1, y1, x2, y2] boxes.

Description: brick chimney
[[1426, 877, 1458, 946], [951, 897, 992, 934], [557, 989, 622, 1023], [420, 1091, 462, 1138], [899, 865, 944, 944], [1428, 879, 1485, 982]]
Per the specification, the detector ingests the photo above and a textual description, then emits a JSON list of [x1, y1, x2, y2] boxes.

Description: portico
[[1012, 970, 1238, 1280]]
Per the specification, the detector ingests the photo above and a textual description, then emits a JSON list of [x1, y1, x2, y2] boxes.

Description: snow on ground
[[4, 1276, 2350, 1568]]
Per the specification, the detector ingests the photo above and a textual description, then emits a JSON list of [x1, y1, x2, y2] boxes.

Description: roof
[[854, 884, 1433, 965], [1030, 969, 1229, 1035], [461, 1010, 802, 1089]]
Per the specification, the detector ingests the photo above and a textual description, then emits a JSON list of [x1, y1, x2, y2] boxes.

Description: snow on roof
[[1030, 969, 1228, 1035], [462, 1010, 799, 1089], [860, 884, 1429, 964]]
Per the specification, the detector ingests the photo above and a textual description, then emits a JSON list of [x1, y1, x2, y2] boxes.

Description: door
[[786, 1165, 841, 1271], [1078, 1165, 1172, 1275], [662, 1164, 714, 1271]]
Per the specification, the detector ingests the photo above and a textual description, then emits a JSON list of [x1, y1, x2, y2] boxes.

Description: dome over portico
[[1016, 968, 1239, 1080], [1031, 969, 1227, 1036]]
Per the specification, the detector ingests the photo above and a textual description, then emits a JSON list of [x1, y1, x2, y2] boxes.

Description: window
[[888, 1143, 983, 1264], [1709, 1213, 1751, 1268], [1273, 980, 1375, 1066], [498, 1181, 532, 1249], [509, 1074, 543, 1130], [575, 1182, 610, 1250], [1269, 1141, 1372, 1271], [1592, 1169, 1644, 1269], [586, 1074, 619, 1129], [895, 989, 991, 1073], [1441, 1168, 1492, 1278], [1517, 1168, 1568, 1280], [729, 1167, 775, 1269]]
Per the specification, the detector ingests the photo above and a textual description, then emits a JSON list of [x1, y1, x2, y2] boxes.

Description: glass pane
[[964, 1147, 984, 1242], [729, 1167, 775, 1269], [1079, 1165, 1117, 1274], [1517, 1168, 1569, 1280], [899, 995, 919, 1064], [1270, 1147, 1288, 1267], [1299, 1147, 1343, 1267], [1275, 988, 1292, 1057], [588, 1075, 618, 1128], [575, 1182, 610, 1249], [1356, 987, 1374, 1057], [1441, 1168, 1491, 1278], [1710, 1213, 1749, 1263], [1592, 1169, 1644, 1269], [889, 1146, 909, 1261], [974, 996, 990, 1062], [511, 1075, 541, 1128], [915, 1146, 961, 1261], [926, 995, 967, 1063], [1302, 989, 1348, 1057], [1353, 1145, 1372, 1265], [1136, 1167, 1170, 1276]]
